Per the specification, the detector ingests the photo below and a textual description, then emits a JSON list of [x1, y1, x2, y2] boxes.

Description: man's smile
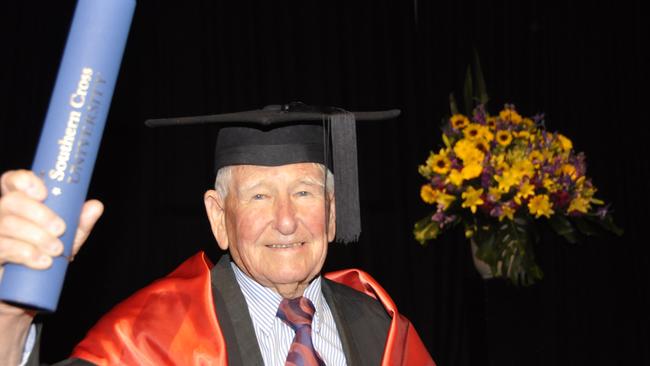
[[265, 242, 305, 249]]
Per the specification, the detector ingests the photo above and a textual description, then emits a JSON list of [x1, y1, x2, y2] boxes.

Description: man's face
[[205, 163, 335, 298]]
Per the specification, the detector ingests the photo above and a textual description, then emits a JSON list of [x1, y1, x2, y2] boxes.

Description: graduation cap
[[145, 102, 400, 243]]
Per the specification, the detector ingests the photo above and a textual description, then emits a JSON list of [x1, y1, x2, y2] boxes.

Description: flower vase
[[470, 239, 494, 279]]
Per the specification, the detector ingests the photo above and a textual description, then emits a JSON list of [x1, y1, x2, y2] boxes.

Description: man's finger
[[0, 237, 53, 269], [0, 191, 66, 238], [71, 199, 104, 257], [0, 170, 47, 200], [0, 214, 63, 257]]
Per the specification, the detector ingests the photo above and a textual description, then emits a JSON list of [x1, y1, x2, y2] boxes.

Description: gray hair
[[214, 163, 334, 199]]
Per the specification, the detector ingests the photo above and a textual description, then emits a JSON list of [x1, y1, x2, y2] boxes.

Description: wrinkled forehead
[[229, 163, 329, 191]]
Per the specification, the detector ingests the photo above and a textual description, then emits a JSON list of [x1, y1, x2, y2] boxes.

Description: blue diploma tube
[[0, 0, 135, 311]]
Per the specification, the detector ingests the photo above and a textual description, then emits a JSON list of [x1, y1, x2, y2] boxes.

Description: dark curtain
[[1, 1, 648, 365]]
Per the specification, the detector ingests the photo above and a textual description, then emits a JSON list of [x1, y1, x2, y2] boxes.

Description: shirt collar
[[231, 262, 325, 335]]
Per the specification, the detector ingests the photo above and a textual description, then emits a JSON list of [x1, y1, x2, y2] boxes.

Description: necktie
[[277, 296, 326, 366]]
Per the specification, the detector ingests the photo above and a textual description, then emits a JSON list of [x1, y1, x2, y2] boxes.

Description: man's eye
[[296, 191, 310, 197], [252, 194, 265, 200]]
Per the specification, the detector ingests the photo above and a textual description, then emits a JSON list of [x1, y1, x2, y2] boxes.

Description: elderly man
[[0, 104, 434, 365]]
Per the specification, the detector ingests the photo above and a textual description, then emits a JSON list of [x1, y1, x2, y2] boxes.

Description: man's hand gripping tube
[[0, 0, 136, 312]]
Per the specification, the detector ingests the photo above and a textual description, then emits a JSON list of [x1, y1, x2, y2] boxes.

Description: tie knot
[[277, 296, 316, 331]]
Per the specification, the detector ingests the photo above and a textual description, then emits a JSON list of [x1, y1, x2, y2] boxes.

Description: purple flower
[[473, 105, 487, 124], [432, 209, 457, 228], [481, 171, 492, 189], [490, 205, 503, 218], [595, 205, 610, 220], [573, 152, 587, 176]]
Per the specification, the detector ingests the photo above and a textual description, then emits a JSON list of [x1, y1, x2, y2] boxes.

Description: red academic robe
[[71, 252, 435, 365]]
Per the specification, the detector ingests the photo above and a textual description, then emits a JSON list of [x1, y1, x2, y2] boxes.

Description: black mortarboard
[[145, 102, 400, 243]]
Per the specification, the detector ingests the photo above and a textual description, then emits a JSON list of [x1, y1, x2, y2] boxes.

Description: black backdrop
[[1, 1, 648, 365]]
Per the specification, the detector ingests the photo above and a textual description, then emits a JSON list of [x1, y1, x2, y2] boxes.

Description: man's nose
[[273, 196, 298, 235]]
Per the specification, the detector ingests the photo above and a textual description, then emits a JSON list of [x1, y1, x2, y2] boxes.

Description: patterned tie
[[276, 296, 326, 366]]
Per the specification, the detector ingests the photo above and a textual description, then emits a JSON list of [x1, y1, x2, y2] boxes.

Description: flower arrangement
[[414, 103, 622, 285]]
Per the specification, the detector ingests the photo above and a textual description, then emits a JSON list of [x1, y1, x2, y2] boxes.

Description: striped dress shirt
[[232, 263, 347, 366]]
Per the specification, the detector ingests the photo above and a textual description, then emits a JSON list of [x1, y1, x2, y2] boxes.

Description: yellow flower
[[529, 150, 544, 166], [475, 140, 490, 154], [429, 151, 451, 174], [568, 196, 590, 214], [542, 176, 559, 193], [513, 130, 530, 140], [454, 139, 485, 165], [464, 124, 494, 142], [462, 187, 484, 213], [463, 124, 482, 140], [561, 164, 578, 180], [420, 184, 438, 204], [494, 169, 519, 193], [542, 148, 555, 162], [557, 134, 573, 152], [436, 191, 456, 211], [528, 194, 554, 218], [414, 228, 429, 243], [522, 118, 535, 128], [511, 159, 535, 179], [418, 164, 432, 178], [447, 169, 464, 187], [496, 130, 513, 146], [488, 187, 502, 202], [461, 163, 483, 180], [480, 125, 494, 141], [486, 116, 497, 130], [499, 109, 523, 124], [514, 181, 535, 204], [450, 114, 470, 130], [491, 153, 509, 171], [581, 185, 597, 200], [499, 205, 516, 221]]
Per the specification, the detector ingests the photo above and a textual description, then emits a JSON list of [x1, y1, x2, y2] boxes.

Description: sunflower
[[463, 124, 482, 140], [522, 117, 535, 128], [499, 108, 523, 124], [486, 116, 497, 130], [475, 140, 490, 154], [496, 130, 513, 146], [428, 152, 451, 174], [454, 139, 485, 165], [450, 114, 470, 129]]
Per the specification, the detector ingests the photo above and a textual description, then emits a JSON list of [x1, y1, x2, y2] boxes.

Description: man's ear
[[327, 193, 336, 243], [204, 189, 229, 250]]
